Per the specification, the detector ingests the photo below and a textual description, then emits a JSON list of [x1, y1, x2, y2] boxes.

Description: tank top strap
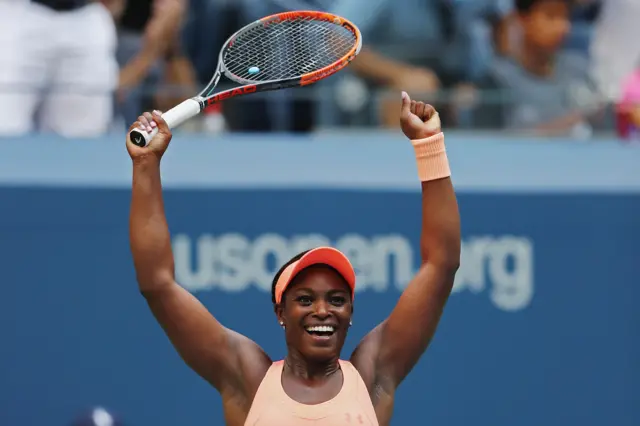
[[257, 360, 287, 403], [337, 359, 359, 393], [244, 360, 287, 425], [267, 360, 285, 378]]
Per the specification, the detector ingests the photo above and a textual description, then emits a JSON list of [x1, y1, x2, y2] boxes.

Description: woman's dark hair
[[271, 249, 311, 304]]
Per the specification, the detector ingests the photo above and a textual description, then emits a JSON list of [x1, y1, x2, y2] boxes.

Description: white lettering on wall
[[452, 236, 534, 311], [173, 233, 534, 312]]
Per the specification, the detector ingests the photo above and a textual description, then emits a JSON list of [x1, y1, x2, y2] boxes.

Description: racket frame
[[129, 10, 361, 147]]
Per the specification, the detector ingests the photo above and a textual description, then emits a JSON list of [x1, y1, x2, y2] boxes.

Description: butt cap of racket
[[128, 99, 203, 147], [129, 128, 157, 147]]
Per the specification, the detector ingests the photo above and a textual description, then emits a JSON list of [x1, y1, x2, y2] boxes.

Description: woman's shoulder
[[349, 322, 387, 388], [226, 330, 274, 393]]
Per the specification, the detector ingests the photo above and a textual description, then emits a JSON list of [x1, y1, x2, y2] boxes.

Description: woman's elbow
[[436, 254, 460, 275], [420, 242, 461, 272], [137, 269, 175, 295]]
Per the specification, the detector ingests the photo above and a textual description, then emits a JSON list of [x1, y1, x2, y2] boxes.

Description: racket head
[[203, 11, 361, 96]]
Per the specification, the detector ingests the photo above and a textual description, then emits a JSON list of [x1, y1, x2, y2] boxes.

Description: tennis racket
[[129, 10, 362, 146]]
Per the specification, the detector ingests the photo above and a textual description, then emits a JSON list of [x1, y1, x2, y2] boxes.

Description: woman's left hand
[[399, 91, 441, 140]]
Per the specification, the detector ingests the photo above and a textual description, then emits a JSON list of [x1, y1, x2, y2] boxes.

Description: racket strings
[[223, 16, 357, 82], [226, 18, 345, 79]]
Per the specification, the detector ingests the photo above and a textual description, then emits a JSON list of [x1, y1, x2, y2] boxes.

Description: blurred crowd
[[1, 0, 639, 139]]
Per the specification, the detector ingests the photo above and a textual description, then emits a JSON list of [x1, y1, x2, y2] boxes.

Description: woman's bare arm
[[127, 112, 270, 396], [352, 94, 461, 391]]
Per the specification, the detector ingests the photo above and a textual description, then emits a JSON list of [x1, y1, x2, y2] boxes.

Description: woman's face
[[277, 266, 353, 362]]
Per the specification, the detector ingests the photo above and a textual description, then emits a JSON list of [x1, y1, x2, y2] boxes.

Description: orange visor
[[274, 247, 356, 304]]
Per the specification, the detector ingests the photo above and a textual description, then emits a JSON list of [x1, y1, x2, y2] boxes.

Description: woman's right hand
[[126, 110, 173, 161]]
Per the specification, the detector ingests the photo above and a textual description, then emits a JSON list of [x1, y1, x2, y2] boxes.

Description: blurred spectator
[[616, 68, 640, 141], [480, 0, 599, 64], [191, 0, 319, 133], [451, 0, 514, 80], [477, 0, 601, 137], [185, 0, 243, 86], [216, 0, 316, 132], [113, 0, 199, 128], [562, 0, 600, 52], [329, 0, 471, 127], [589, 0, 640, 104], [443, 0, 516, 127], [152, 36, 200, 118], [0, 0, 118, 137]]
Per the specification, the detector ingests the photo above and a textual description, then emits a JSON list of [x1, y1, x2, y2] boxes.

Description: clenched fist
[[399, 91, 441, 140]]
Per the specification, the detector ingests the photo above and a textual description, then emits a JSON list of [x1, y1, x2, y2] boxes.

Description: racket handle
[[129, 99, 202, 147]]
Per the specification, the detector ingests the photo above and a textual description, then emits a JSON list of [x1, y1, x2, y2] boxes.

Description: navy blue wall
[[0, 134, 638, 426]]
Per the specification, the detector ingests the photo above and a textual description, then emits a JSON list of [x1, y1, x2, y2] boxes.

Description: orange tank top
[[244, 359, 379, 426]]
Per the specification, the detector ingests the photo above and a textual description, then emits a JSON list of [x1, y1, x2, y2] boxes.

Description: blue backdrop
[[0, 134, 638, 426]]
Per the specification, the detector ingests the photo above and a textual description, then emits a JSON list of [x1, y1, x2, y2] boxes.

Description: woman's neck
[[284, 352, 340, 381]]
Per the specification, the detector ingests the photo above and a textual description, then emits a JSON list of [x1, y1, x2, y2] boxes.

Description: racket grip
[[128, 99, 202, 147]]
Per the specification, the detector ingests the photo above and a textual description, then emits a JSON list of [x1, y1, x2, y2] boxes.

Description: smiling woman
[[126, 91, 461, 426], [272, 248, 355, 361]]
